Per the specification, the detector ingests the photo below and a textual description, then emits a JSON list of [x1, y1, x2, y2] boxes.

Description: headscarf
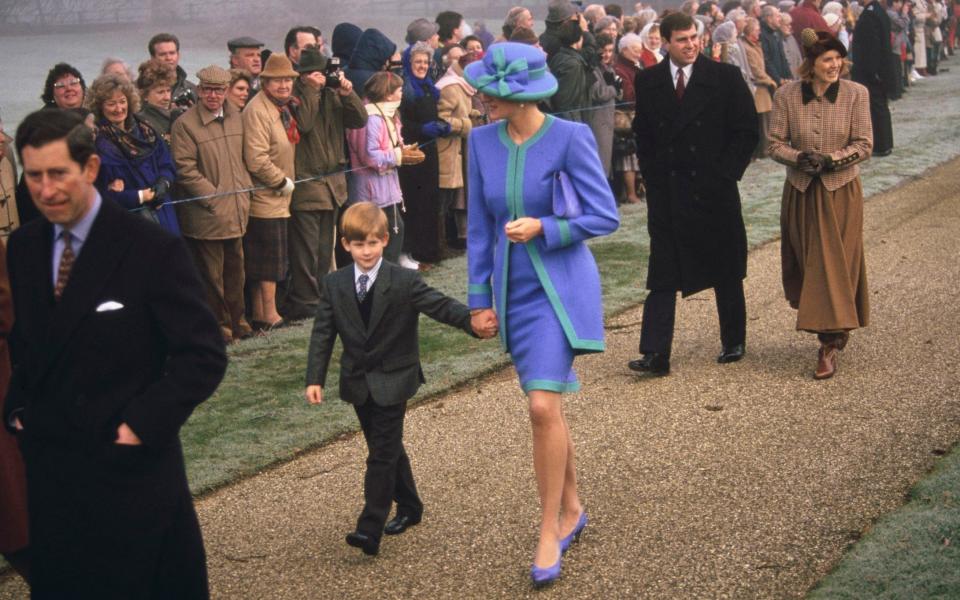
[[639, 23, 663, 58], [96, 114, 158, 161], [265, 90, 302, 144], [401, 44, 440, 101]]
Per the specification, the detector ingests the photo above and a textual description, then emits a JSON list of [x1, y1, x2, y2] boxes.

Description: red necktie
[[676, 68, 685, 101], [54, 232, 75, 301]]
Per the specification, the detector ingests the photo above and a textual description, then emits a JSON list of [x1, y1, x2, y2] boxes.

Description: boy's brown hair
[[340, 202, 389, 242], [364, 71, 403, 103]]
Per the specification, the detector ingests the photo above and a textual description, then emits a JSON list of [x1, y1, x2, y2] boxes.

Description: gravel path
[[2, 158, 959, 599]]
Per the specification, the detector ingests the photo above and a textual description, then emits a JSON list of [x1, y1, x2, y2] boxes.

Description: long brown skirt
[[780, 177, 869, 333]]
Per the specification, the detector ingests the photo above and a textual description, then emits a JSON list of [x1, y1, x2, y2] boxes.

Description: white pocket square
[[96, 301, 125, 313]]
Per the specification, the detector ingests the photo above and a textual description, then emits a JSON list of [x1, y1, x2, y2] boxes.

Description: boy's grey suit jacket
[[306, 260, 474, 406]]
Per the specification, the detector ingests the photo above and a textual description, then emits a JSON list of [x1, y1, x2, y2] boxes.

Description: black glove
[[796, 152, 822, 176], [819, 153, 835, 172], [602, 70, 616, 86], [151, 177, 171, 203]]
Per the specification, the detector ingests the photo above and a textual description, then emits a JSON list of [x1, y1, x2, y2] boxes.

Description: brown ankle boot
[[814, 345, 839, 380]]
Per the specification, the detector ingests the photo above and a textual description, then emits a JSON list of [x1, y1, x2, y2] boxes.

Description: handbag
[[552, 171, 582, 218]]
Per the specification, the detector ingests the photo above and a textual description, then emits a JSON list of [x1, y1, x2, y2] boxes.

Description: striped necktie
[[54, 231, 75, 301]]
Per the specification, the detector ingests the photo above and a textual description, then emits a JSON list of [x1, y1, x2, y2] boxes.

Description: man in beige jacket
[[171, 65, 253, 342]]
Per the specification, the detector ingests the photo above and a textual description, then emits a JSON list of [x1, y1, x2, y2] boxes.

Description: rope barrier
[[132, 98, 636, 214]]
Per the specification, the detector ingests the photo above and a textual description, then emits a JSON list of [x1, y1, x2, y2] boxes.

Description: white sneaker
[[910, 68, 924, 80], [398, 253, 420, 270]]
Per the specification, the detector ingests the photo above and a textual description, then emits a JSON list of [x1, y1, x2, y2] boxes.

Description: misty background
[[0, 0, 671, 134]]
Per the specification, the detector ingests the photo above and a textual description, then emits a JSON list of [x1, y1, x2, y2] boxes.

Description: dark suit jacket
[[306, 260, 473, 406], [4, 198, 227, 597], [852, 1, 897, 95], [632, 55, 758, 296]]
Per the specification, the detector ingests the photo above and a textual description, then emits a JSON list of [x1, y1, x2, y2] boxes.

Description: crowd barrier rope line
[[131, 99, 637, 214]]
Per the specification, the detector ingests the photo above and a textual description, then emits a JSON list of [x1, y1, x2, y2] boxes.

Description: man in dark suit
[[852, 0, 896, 156], [628, 13, 759, 376], [305, 202, 493, 556], [5, 109, 227, 599]]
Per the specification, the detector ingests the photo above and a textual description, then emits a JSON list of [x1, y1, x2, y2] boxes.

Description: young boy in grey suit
[[305, 202, 497, 556]]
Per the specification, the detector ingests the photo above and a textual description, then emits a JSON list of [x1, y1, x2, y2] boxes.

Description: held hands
[[305, 385, 323, 405], [504, 218, 543, 243], [797, 152, 823, 176], [470, 309, 499, 339]]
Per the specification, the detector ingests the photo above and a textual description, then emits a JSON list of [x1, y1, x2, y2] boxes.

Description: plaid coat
[[768, 79, 873, 192]]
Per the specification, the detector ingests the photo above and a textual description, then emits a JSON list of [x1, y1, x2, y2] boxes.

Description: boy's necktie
[[357, 273, 369, 302]]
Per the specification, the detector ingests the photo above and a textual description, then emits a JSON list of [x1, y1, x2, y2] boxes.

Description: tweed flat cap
[[196, 65, 232, 86], [227, 36, 265, 52], [546, 0, 578, 23]]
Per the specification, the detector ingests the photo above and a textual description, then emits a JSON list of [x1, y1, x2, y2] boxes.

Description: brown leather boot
[[814, 345, 839, 380]]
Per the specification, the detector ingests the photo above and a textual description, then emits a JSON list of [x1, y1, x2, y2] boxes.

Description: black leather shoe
[[345, 531, 380, 556], [627, 353, 670, 375], [384, 515, 421, 535], [717, 343, 745, 364]]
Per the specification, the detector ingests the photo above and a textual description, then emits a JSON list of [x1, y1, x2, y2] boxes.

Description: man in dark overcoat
[[851, 0, 896, 156], [4, 109, 227, 599], [629, 13, 759, 375]]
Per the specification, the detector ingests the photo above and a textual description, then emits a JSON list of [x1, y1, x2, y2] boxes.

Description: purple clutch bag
[[552, 171, 582, 218]]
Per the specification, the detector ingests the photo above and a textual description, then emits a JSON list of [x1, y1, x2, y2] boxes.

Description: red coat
[[790, 0, 830, 44], [0, 241, 28, 554], [614, 53, 643, 103], [640, 48, 661, 69]]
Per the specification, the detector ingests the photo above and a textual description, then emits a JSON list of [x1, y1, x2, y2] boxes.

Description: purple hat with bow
[[463, 42, 558, 101]]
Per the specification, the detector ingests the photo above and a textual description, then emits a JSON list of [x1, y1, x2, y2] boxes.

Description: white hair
[[822, 1, 844, 15], [619, 32, 645, 52]]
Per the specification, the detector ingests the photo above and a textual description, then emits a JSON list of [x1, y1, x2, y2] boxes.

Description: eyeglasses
[[199, 87, 227, 95], [53, 78, 82, 89]]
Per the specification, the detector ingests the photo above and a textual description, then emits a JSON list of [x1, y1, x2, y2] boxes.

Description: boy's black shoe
[[384, 515, 421, 535], [346, 531, 380, 555]]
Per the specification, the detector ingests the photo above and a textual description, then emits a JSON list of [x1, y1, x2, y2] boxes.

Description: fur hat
[[800, 27, 847, 59]]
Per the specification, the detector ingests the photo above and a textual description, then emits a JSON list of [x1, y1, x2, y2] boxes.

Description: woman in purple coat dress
[[465, 43, 620, 588]]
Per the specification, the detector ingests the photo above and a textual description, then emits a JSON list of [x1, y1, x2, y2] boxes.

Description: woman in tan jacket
[[242, 54, 299, 330], [768, 29, 872, 379], [742, 18, 777, 158], [435, 46, 476, 250]]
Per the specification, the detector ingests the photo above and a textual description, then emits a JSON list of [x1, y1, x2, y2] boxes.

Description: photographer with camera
[[148, 33, 198, 109], [282, 48, 368, 321]]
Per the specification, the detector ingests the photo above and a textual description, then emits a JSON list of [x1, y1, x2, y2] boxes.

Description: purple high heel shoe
[[560, 512, 588, 553], [530, 552, 562, 588]]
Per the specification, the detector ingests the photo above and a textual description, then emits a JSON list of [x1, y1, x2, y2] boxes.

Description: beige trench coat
[[743, 38, 776, 113], [242, 91, 296, 219], [170, 103, 251, 239], [436, 66, 474, 190], [0, 138, 19, 242]]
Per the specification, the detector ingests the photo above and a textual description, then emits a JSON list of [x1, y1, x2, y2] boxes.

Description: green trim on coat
[[522, 379, 582, 394], [468, 283, 492, 295], [557, 218, 572, 247]]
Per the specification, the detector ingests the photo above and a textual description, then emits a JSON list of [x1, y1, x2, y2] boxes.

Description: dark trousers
[[185, 237, 249, 341], [890, 56, 904, 99], [639, 278, 746, 356], [353, 398, 422, 540], [865, 83, 894, 154], [285, 208, 338, 319]]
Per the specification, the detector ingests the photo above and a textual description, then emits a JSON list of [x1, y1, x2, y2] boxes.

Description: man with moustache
[[6, 108, 226, 598], [629, 12, 759, 376]]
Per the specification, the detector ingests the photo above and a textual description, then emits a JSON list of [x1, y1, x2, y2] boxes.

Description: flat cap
[[227, 36, 265, 52], [196, 65, 232, 86]]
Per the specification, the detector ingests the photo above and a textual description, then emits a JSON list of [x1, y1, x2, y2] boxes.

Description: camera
[[324, 56, 342, 89], [172, 89, 196, 108]]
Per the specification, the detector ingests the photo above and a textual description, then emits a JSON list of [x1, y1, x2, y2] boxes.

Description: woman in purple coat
[[465, 43, 619, 588]]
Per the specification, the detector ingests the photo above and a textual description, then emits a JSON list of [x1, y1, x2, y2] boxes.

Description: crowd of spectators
[[1, 0, 956, 343]]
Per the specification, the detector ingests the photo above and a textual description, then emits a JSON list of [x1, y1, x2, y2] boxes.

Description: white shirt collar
[[669, 60, 694, 88], [353, 257, 383, 291]]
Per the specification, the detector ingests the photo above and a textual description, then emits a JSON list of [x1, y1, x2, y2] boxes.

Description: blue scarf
[[401, 46, 440, 101]]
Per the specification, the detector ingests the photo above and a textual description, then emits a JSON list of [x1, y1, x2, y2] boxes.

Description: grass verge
[[807, 442, 960, 599]]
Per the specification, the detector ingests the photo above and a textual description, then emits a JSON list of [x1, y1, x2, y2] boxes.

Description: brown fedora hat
[[260, 54, 298, 79]]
